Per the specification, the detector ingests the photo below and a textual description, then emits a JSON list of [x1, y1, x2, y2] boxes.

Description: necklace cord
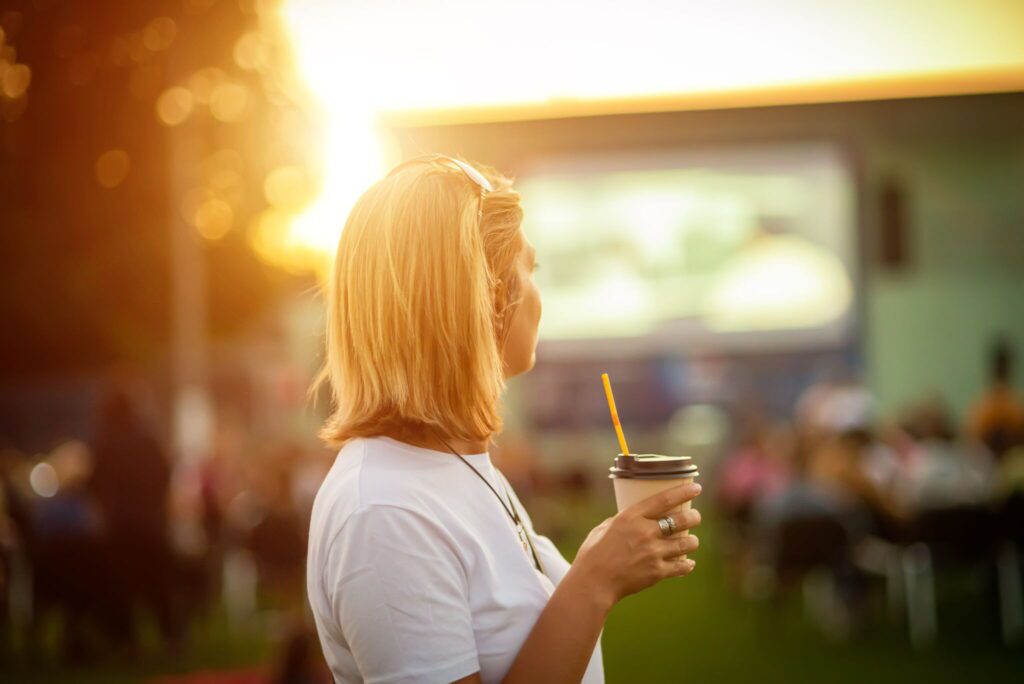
[[432, 431, 546, 576]]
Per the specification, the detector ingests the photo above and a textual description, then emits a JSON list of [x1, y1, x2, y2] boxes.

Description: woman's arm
[[499, 558, 614, 683], [456, 481, 703, 684]]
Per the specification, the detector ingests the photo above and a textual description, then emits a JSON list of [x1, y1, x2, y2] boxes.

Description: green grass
[[552, 496, 1024, 684], [0, 605, 272, 684]]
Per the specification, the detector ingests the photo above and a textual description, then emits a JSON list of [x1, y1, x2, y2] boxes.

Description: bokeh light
[[29, 462, 59, 498], [209, 81, 249, 122], [233, 31, 269, 71], [94, 149, 131, 189], [1, 63, 30, 98], [187, 66, 225, 104], [156, 85, 195, 126], [142, 17, 177, 52], [194, 198, 235, 240]]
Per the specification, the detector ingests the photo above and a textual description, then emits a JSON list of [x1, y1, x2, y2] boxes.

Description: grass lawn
[[0, 604, 274, 684], [558, 497, 1024, 683]]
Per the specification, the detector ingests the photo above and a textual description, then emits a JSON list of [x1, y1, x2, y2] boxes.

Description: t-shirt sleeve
[[324, 504, 480, 684]]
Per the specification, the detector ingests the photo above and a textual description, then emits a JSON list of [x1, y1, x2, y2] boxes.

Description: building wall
[[864, 134, 1024, 418]]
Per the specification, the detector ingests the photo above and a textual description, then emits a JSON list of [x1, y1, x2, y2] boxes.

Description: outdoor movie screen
[[517, 142, 857, 353]]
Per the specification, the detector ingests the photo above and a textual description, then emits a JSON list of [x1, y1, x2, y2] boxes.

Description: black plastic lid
[[608, 453, 699, 480]]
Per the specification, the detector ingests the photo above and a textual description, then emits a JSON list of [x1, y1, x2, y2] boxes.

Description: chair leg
[[997, 542, 1023, 645], [902, 543, 937, 648], [9, 550, 33, 635], [222, 546, 258, 633], [802, 569, 850, 639], [801, 572, 828, 629], [886, 550, 904, 623]]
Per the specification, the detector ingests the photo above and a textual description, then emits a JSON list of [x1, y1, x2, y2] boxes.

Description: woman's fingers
[[661, 556, 696, 578], [666, 508, 701, 532], [631, 482, 702, 519], [658, 533, 699, 559], [641, 508, 701, 539]]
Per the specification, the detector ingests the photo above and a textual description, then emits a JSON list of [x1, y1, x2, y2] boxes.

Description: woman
[[307, 154, 702, 683]]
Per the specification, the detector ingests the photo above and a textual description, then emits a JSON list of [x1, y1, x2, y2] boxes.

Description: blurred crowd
[[2, 337, 1021, 673], [0, 374, 332, 682], [714, 339, 1024, 643]]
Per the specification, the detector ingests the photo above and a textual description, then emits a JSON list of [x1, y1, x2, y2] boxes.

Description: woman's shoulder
[[308, 438, 471, 577], [310, 436, 463, 537]]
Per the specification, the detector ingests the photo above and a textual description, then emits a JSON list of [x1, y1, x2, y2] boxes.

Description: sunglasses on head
[[387, 154, 493, 219]]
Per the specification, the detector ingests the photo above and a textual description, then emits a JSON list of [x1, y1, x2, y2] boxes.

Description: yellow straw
[[601, 373, 630, 456]]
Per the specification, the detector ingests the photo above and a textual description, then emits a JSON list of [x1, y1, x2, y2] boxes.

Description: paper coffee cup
[[609, 454, 700, 557]]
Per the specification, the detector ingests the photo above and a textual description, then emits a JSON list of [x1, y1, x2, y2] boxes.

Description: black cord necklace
[[432, 431, 546, 576]]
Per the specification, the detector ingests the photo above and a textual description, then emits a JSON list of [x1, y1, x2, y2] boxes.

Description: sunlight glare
[[277, 0, 1024, 275]]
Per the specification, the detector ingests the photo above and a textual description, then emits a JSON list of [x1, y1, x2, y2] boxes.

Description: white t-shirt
[[307, 436, 604, 684]]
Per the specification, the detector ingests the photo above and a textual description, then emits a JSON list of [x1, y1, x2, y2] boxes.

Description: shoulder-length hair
[[313, 155, 525, 448]]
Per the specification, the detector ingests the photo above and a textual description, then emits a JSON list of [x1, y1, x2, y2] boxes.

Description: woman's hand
[[568, 482, 702, 609], [499, 481, 701, 684]]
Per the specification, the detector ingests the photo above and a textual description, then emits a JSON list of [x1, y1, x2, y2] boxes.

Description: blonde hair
[[314, 156, 525, 448]]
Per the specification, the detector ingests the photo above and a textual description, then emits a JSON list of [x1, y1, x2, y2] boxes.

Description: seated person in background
[[997, 446, 1024, 497], [901, 396, 993, 511], [811, 384, 901, 524], [717, 421, 794, 525], [969, 337, 1024, 460], [755, 386, 886, 541], [804, 428, 899, 535]]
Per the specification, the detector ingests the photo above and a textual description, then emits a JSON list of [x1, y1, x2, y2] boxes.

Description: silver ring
[[657, 516, 676, 537]]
